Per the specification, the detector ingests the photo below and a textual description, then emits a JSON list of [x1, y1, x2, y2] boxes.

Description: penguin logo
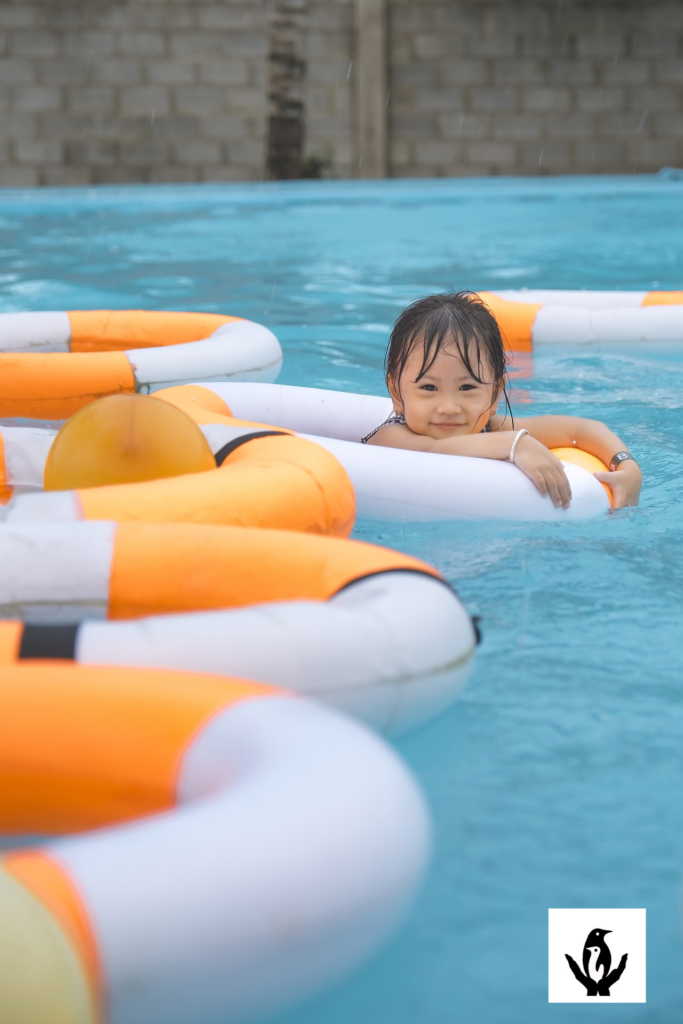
[[565, 928, 628, 996]]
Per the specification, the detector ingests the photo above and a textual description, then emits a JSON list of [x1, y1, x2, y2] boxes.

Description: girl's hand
[[513, 434, 572, 508], [593, 461, 642, 509]]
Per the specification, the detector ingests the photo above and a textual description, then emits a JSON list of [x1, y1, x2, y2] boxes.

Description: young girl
[[363, 292, 642, 509]]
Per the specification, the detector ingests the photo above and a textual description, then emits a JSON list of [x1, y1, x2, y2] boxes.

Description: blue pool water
[[3, 174, 683, 1022]]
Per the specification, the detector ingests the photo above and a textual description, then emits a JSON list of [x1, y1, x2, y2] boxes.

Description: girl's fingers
[[556, 467, 572, 506], [533, 471, 548, 497], [543, 471, 561, 506], [541, 469, 565, 507], [594, 469, 642, 509], [519, 446, 573, 507], [544, 465, 571, 507], [594, 471, 623, 507], [550, 474, 569, 508], [593, 471, 616, 487]]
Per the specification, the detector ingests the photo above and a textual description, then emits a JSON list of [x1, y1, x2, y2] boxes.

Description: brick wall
[[388, 0, 683, 177], [1, 0, 682, 185], [0, 0, 268, 186]]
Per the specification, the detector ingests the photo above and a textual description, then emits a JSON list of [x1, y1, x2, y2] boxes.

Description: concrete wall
[[1, 0, 682, 186], [0, 0, 268, 186], [387, 0, 683, 177]]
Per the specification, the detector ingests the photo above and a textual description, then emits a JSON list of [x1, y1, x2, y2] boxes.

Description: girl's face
[[389, 338, 499, 439]]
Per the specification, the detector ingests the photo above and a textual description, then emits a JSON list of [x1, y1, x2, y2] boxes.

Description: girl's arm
[[367, 422, 572, 507], [492, 414, 642, 508], [498, 413, 626, 463]]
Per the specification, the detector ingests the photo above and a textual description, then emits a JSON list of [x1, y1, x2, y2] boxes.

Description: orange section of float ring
[[0, 351, 137, 422], [0, 524, 474, 737], [17, 390, 355, 537], [641, 291, 683, 305], [108, 524, 438, 618], [550, 446, 612, 505], [476, 292, 542, 353], [0, 309, 282, 420], [0, 431, 12, 506], [67, 310, 236, 352], [0, 661, 429, 1023]]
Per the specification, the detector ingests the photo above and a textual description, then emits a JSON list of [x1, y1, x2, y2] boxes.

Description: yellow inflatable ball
[[44, 394, 216, 491]]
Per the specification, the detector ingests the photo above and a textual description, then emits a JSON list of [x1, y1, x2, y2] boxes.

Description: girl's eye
[[459, 384, 477, 391], [419, 384, 437, 391]]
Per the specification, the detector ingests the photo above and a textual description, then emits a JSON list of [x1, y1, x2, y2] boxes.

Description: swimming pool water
[[3, 174, 683, 1023]]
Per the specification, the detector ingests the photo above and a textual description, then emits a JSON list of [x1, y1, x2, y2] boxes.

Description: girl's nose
[[438, 397, 462, 413]]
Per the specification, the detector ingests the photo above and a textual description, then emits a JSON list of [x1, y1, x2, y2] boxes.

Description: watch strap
[[609, 451, 636, 472]]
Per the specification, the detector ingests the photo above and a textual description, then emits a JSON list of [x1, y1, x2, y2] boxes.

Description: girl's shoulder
[[361, 413, 406, 444], [487, 413, 516, 432], [363, 417, 433, 451]]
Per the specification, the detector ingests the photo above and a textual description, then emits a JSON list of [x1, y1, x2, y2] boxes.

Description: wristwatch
[[609, 451, 637, 472]]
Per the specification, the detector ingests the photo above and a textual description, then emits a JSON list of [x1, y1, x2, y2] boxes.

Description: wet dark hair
[[385, 291, 512, 425]]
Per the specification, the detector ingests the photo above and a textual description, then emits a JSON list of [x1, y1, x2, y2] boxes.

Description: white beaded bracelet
[[509, 428, 529, 463]]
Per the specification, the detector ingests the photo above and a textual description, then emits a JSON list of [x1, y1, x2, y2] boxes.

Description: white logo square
[[548, 908, 646, 1003]]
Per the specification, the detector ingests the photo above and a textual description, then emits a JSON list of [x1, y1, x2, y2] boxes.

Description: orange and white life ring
[[183, 383, 611, 521], [0, 520, 440, 620], [0, 662, 429, 1022], [1, 385, 356, 535], [477, 289, 683, 350], [5, 424, 355, 536], [0, 521, 476, 733], [0, 310, 282, 420]]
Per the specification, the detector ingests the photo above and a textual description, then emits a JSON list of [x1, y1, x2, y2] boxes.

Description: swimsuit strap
[[361, 412, 406, 444]]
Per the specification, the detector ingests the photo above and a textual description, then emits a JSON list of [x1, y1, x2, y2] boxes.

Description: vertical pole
[[354, 0, 388, 178]]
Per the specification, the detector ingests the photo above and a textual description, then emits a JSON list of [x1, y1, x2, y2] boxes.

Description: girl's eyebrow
[[417, 370, 483, 383]]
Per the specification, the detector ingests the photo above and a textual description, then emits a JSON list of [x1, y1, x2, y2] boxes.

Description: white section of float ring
[[211, 381, 392, 442], [0, 425, 56, 490], [491, 289, 648, 308], [201, 383, 609, 521], [49, 695, 430, 1024], [303, 434, 609, 521], [76, 571, 475, 735], [0, 311, 71, 352], [3, 491, 82, 523], [533, 304, 683, 344], [126, 320, 283, 393], [0, 521, 114, 621]]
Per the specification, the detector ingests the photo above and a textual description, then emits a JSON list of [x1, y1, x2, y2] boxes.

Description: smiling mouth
[[432, 422, 467, 429]]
